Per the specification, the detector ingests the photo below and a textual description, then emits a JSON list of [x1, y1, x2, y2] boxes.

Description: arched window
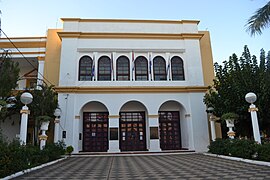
[[153, 56, 166, 81], [135, 56, 148, 81], [171, 56, 185, 80], [98, 56, 111, 81], [117, 56, 130, 81], [79, 56, 93, 81]]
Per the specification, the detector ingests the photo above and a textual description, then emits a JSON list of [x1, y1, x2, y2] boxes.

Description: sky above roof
[[0, 0, 269, 64]]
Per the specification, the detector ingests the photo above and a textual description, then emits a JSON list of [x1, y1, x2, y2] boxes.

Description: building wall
[[54, 18, 214, 153]]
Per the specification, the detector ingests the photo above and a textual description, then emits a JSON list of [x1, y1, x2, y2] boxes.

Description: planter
[[225, 119, 235, 128], [40, 121, 50, 131]]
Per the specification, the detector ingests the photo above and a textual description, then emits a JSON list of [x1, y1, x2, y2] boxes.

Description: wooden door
[[159, 111, 181, 150], [83, 112, 108, 152], [119, 112, 146, 151]]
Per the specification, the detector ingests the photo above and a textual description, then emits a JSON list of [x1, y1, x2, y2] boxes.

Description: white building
[[0, 18, 218, 153]]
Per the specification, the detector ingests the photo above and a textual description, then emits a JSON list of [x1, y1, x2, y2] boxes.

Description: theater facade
[[0, 18, 216, 153]]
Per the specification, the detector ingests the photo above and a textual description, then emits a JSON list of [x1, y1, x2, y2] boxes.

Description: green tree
[[204, 46, 270, 137], [28, 84, 58, 145], [0, 50, 20, 121], [246, 1, 270, 36]]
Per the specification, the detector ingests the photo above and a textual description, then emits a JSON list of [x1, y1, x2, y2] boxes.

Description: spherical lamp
[[20, 92, 33, 105], [245, 92, 257, 104], [54, 108, 62, 117]]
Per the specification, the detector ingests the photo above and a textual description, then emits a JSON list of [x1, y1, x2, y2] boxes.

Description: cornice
[[60, 18, 200, 25], [54, 86, 208, 94], [57, 32, 204, 40]]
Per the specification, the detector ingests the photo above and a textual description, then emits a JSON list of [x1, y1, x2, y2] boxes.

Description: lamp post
[[53, 108, 61, 143], [207, 107, 216, 141], [245, 92, 261, 144], [19, 92, 33, 145]]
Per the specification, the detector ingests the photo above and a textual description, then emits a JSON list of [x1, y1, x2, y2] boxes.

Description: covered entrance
[[159, 111, 181, 150], [119, 112, 146, 151], [119, 101, 148, 151], [83, 112, 108, 152]]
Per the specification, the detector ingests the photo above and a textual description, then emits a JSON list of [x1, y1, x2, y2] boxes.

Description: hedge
[[208, 138, 270, 162]]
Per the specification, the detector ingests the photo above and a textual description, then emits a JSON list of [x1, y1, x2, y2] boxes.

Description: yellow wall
[[199, 31, 215, 86], [43, 29, 62, 86]]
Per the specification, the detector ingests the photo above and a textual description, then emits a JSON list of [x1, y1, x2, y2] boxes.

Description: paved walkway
[[14, 153, 270, 179]]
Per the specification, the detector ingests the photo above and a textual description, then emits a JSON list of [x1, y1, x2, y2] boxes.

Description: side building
[[0, 18, 219, 152]]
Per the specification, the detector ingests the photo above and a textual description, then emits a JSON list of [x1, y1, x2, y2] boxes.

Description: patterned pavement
[[14, 153, 270, 179]]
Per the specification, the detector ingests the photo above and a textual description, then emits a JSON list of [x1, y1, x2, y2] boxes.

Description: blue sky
[[0, 0, 269, 64]]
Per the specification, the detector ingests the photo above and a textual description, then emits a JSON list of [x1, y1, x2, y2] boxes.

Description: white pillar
[[39, 130, 47, 150], [54, 118, 60, 143], [249, 104, 261, 144], [209, 115, 216, 141], [19, 105, 30, 145], [94, 52, 98, 81], [108, 116, 120, 152], [37, 58, 45, 87], [149, 116, 161, 152], [39, 121, 50, 150]]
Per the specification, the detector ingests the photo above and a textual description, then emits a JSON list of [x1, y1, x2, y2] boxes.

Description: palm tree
[[246, 1, 270, 36]]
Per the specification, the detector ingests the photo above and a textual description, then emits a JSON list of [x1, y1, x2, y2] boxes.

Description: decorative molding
[[55, 86, 208, 94], [248, 107, 258, 112], [77, 48, 185, 53], [60, 18, 200, 25], [58, 32, 204, 40], [0, 41, 46, 48], [20, 109, 30, 114], [148, 115, 159, 118], [108, 115, 120, 119], [39, 135, 48, 140]]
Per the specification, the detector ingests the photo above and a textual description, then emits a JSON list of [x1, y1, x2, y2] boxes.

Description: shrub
[[256, 142, 270, 162], [208, 138, 270, 162], [208, 138, 230, 155], [0, 131, 65, 178], [227, 139, 257, 159], [66, 145, 74, 155]]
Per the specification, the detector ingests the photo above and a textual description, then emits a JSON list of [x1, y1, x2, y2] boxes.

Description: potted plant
[[36, 115, 52, 131], [221, 112, 239, 128], [66, 145, 74, 156]]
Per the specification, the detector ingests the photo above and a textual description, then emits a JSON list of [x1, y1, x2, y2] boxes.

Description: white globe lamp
[[20, 92, 33, 105], [245, 92, 257, 104]]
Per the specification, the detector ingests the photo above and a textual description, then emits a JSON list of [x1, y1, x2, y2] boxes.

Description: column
[[37, 57, 45, 87], [130, 51, 135, 81], [108, 115, 120, 152], [94, 52, 98, 81], [148, 52, 154, 81], [249, 104, 261, 144], [112, 52, 116, 81], [166, 53, 171, 81], [54, 117, 60, 143], [19, 105, 30, 145], [148, 115, 161, 151], [209, 115, 216, 141]]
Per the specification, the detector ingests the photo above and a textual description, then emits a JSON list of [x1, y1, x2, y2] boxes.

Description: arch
[[153, 56, 166, 81], [171, 56, 185, 80], [158, 100, 185, 150], [116, 55, 130, 81], [119, 100, 148, 113], [78, 56, 93, 81], [135, 56, 148, 81], [82, 101, 109, 112], [81, 101, 109, 152], [119, 100, 148, 151], [98, 56, 111, 81]]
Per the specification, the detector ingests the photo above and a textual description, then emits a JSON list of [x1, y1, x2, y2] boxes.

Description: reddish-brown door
[[159, 111, 181, 150], [120, 112, 147, 151], [83, 112, 108, 152]]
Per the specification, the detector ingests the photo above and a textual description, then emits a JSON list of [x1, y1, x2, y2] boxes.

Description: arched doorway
[[158, 101, 182, 150], [119, 101, 148, 151], [82, 101, 109, 152]]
